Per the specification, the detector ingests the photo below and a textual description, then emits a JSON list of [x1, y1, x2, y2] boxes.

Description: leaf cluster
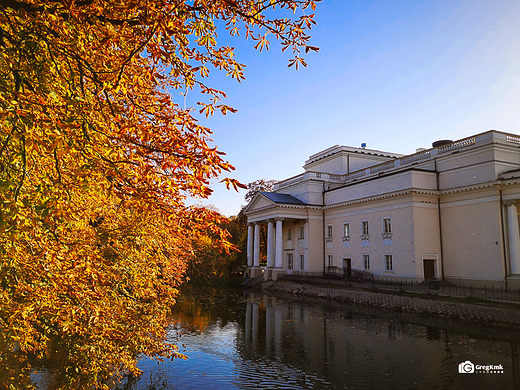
[[0, 0, 317, 387]]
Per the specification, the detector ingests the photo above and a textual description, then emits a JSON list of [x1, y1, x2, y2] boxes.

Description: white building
[[243, 130, 520, 287]]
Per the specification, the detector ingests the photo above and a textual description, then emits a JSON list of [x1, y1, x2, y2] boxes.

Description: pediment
[[243, 193, 275, 213]]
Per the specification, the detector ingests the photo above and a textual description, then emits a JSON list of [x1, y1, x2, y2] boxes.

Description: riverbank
[[255, 279, 520, 329]]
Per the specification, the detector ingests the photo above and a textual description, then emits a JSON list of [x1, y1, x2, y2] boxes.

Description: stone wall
[[260, 280, 520, 329]]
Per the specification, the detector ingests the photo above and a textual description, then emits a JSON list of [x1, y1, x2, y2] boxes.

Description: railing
[[506, 135, 520, 144], [437, 137, 476, 154], [399, 150, 431, 165], [324, 266, 374, 280], [276, 171, 346, 190], [339, 136, 480, 185], [344, 170, 366, 180], [277, 131, 520, 191], [279, 271, 520, 304], [275, 173, 306, 189], [370, 161, 395, 174]]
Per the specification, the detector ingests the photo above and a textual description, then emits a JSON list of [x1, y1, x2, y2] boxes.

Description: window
[[361, 220, 369, 235], [300, 254, 305, 270], [343, 223, 350, 237], [363, 255, 370, 270], [299, 226, 305, 239], [327, 254, 333, 267], [287, 228, 292, 241], [326, 225, 333, 238], [384, 254, 394, 271], [383, 218, 392, 234], [287, 253, 294, 269]]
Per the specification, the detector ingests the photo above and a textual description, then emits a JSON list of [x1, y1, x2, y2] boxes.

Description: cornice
[[499, 177, 520, 186], [247, 180, 520, 215], [324, 180, 520, 209], [440, 181, 499, 195], [324, 189, 439, 210], [244, 202, 323, 216]]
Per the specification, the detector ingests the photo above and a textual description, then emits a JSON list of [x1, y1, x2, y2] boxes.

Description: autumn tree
[[244, 178, 279, 203], [0, 0, 318, 388], [187, 212, 247, 282]]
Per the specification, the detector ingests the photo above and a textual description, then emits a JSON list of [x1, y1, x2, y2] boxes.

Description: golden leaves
[[221, 177, 247, 191], [0, 0, 319, 387], [253, 33, 271, 52], [288, 56, 307, 70]]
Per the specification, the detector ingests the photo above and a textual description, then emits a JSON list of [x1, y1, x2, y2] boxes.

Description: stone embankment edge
[[259, 280, 520, 329]]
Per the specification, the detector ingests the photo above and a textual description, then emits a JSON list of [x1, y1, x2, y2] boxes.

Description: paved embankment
[[259, 280, 520, 329]]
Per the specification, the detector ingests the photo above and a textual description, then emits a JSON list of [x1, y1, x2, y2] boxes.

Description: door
[[343, 258, 352, 278], [286, 253, 294, 275], [423, 260, 436, 280]]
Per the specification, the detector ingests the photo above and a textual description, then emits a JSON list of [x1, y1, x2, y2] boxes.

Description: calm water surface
[[119, 287, 520, 390]]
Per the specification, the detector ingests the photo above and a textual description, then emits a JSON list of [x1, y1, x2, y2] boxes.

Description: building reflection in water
[[116, 288, 520, 390], [239, 290, 520, 390]]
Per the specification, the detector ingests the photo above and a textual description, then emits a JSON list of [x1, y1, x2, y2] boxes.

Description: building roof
[[305, 144, 404, 166], [260, 192, 308, 205]]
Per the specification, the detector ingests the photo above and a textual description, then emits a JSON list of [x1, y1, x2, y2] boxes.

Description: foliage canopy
[[244, 178, 279, 203], [0, 0, 318, 387]]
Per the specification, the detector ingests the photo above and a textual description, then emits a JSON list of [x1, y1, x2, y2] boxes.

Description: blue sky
[[184, 0, 520, 216]]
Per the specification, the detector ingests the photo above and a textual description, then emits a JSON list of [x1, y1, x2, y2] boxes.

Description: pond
[[114, 286, 520, 390]]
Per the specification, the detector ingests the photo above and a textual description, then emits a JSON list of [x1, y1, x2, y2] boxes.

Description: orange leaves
[[199, 102, 238, 117], [300, 14, 317, 29], [305, 45, 320, 53], [0, 0, 319, 386], [226, 63, 246, 82], [253, 34, 271, 52], [221, 177, 247, 191], [198, 101, 215, 118], [217, 104, 238, 115], [288, 56, 308, 70]]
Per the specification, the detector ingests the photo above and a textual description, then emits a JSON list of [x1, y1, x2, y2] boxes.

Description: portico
[[246, 217, 310, 280], [243, 192, 320, 280], [246, 218, 287, 278]]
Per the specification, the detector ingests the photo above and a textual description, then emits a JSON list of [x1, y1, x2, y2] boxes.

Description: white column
[[304, 220, 309, 271], [245, 301, 252, 343], [265, 299, 274, 355], [247, 224, 253, 267], [253, 223, 260, 267], [275, 218, 283, 268], [267, 220, 274, 268], [274, 306, 282, 356], [507, 201, 520, 274], [252, 302, 259, 347], [294, 221, 299, 269]]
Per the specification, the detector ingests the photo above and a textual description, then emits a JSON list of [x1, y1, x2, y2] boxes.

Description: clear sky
[[184, 0, 520, 216]]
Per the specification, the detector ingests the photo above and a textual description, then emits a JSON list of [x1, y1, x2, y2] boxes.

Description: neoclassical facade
[[243, 130, 520, 287]]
